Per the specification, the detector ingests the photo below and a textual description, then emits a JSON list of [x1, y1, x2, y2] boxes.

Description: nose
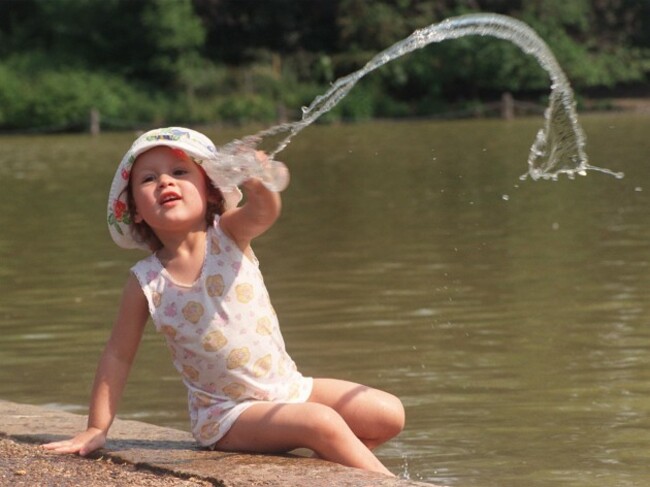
[[158, 173, 175, 187]]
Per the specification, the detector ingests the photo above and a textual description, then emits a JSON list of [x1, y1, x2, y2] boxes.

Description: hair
[[125, 153, 225, 252]]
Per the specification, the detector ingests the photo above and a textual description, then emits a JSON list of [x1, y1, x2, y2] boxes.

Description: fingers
[[42, 440, 83, 455], [254, 150, 269, 163], [41, 431, 105, 456], [42, 443, 93, 456]]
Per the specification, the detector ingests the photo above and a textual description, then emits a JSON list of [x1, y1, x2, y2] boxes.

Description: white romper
[[131, 216, 313, 446]]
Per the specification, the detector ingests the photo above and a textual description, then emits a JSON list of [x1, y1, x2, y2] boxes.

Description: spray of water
[[213, 13, 622, 189]]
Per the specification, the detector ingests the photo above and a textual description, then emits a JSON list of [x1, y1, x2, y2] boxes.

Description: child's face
[[130, 147, 210, 238]]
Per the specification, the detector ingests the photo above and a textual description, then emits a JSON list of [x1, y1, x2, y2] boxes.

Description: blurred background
[[0, 0, 648, 132]]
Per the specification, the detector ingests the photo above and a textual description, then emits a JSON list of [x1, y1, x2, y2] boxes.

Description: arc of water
[[230, 13, 622, 183]]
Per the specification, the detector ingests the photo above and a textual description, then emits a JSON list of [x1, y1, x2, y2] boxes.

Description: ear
[[134, 209, 143, 224]]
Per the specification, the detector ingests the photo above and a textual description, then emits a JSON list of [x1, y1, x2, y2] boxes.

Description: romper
[[131, 216, 313, 446]]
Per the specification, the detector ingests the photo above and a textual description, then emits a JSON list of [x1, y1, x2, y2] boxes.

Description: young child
[[43, 127, 404, 475]]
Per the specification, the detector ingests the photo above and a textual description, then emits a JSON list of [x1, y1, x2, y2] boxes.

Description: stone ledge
[[0, 400, 437, 487]]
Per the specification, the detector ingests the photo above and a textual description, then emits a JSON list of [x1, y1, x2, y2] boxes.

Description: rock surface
[[0, 399, 438, 486]]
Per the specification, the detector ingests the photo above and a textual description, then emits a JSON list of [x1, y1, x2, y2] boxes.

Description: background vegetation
[[0, 0, 648, 131]]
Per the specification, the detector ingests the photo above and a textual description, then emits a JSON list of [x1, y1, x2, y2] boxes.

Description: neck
[[154, 226, 209, 286], [156, 225, 207, 263]]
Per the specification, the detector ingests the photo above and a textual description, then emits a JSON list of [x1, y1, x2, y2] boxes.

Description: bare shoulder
[[122, 273, 148, 307]]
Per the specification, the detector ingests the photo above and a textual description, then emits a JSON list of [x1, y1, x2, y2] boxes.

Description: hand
[[254, 150, 269, 165], [252, 150, 290, 192], [42, 427, 106, 456]]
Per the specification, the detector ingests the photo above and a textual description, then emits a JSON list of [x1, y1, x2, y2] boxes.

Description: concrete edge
[[0, 400, 438, 487]]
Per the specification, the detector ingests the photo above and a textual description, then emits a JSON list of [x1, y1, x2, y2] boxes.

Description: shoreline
[[0, 95, 647, 137]]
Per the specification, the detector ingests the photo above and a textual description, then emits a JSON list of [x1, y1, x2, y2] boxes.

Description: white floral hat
[[107, 127, 243, 250]]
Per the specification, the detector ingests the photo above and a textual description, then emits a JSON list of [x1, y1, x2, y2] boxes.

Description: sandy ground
[[0, 437, 212, 487]]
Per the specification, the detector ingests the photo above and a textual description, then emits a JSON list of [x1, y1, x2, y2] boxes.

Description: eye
[[139, 174, 156, 184], [173, 168, 189, 177]]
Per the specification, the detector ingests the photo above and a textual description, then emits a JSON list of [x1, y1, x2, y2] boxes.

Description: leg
[[308, 378, 405, 450], [214, 402, 393, 475]]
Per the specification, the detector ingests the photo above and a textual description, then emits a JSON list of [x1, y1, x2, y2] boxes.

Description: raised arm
[[43, 274, 149, 455], [219, 152, 286, 251]]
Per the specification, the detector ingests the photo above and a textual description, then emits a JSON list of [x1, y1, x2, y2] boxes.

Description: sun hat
[[107, 127, 243, 250]]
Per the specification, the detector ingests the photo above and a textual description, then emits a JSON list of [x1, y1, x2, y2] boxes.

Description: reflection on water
[[1, 115, 650, 487]]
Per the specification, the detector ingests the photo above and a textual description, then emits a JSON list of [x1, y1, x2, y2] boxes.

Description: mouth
[[159, 192, 181, 205]]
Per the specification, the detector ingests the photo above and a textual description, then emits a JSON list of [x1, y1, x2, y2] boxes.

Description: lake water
[[1, 114, 649, 486]]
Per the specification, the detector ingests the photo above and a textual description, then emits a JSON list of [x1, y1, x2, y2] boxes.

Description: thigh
[[214, 401, 346, 453], [214, 400, 393, 474], [308, 378, 404, 442]]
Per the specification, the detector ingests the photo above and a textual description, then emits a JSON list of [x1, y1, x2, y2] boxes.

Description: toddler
[[43, 127, 404, 475]]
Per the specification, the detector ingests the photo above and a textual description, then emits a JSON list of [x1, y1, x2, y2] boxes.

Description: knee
[[376, 394, 405, 441]]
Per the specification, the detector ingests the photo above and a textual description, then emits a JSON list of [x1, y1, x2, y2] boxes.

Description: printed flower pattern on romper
[[222, 382, 246, 400], [252, 354, 273, 378], [235, 283, 254, 303], [200, 421, 220, 442], [256, 317, 272, 336], [160, 324, 177, 339], [202, 330, 228, 352], [287, 382, 301, 401], [227, 347, 250, 369], [165, 302, 178, 317], [183, 364, 200, 382], [206, 274, 225, 297], [193, 391, 214, 408], [183, 301, 204, 324]]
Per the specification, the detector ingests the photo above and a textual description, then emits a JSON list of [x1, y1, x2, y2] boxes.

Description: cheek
[[131, 188, 154, 221]]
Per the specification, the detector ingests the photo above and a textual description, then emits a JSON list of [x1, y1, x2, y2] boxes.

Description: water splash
[[206, 141, 289, 192], [216, 13, 622, 188]]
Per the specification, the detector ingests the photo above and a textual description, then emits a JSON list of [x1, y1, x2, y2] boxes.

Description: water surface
[[1, 114, 649, 486]]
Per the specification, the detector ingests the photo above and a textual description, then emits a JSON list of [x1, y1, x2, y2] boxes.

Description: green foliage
[[0, 63, 162, 130], [0, 0, 648, 131], [216, 94, 277, 124], [0, 65, 26, 126], [140, 0, 207, 85], [519, 0, 649, 88]]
